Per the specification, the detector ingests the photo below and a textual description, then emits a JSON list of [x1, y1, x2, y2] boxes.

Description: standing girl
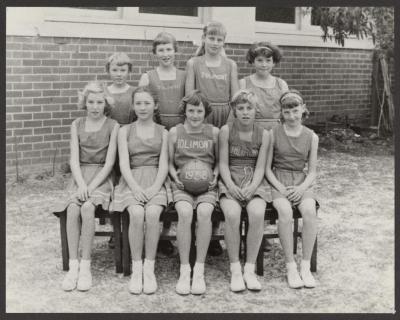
[[168, 90, 219, 295], [111, 87, 169, 294], [185, 21, 239, 129], [56, 82, 119, 291], [239, 41, 288, 131], [105, 52, 136, 125], [139, 32, 186, 256], [265, 90, 319, 289], [219, 90, 271, 292]]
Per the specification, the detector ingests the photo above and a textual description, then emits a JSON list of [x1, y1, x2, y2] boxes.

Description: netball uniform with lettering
[[54, 117, 117, 213], [219, 120, 271, 206], [242, 75, 286, 131], [271, 124, 316, 201], [111, 122, 167, 211], [105, 85, 136, 125], [192, 55, 233, 128], [147, 69, 186, 130], [171, 123, 217, 207]]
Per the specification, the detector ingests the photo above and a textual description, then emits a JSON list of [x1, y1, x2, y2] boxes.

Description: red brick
[[13, 67, 33, 74], [42, 149, 59, 157], [7, 43, 22, 50], [52, 111, 70, 119], [22, 43, 41, 50], [13, 83, 33, 90], [7, 106, 23, 113], [23, 150, 41, 158], [61, 89, 76, 96], [23, 105, 42, 112], [6, 152, 22, 161], [33, 97, 52, 104], [53, 127, 70, 134], [44, 134, 62, 141], [79, 75, 95, 81], [34, 67, 52, 74], [62, 118, 74, 126], [33, 52, 52, 59], [7, 75, 23, 82], [42, 105, 61, 112], [72, 53, 89, 59], [23, 90, 41, 97], [14, 113, 32, 121], [24, 120, 42, 128], [34, 127, 52, 135], [17, 143, 33, 151], [7, 59, 22, 66], [79, 45, 98, 52], [53, 67, 70, 74], [14, 128, 33, 136], [12, 51, 32, 59], [23, 60, 41, 66], [42, 44, 60, 51], [33, 82, 52, 90], [60, 60, 79, 67], [33, 113, 52, 120], [42, 90, 61, 97], [6, 121, 23, 129], [23, 75, 42, 82], [43, 119, 62, 126], [54, 141, 70, 148], [53, 82, 70, 89], [31, 157, 51, 165], [23, 135, 43, 143], [60, 74, 79, 81], [61, 104, 76, 111], [52, 52, 70, 59], [42, 75, 61, 81], [7, 91, 22, 98]]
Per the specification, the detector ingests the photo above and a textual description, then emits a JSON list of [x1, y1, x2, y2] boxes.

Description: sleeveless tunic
[[243, 75, 286, 131], [54, 117, 117, 213], [147, 69, 186, 130], [192, 56, 233, 128], [111, 122, 167, 211], [106, 85, 136, 125], [171, 123, 217, 207], [271, 124, 315, 201], [219, 120, 271, 205]]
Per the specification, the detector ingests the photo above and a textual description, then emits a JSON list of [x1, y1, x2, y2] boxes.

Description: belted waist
[[273, 166, 305, 173], [131, 164, 158, 169], [80, 163, 104, 167]]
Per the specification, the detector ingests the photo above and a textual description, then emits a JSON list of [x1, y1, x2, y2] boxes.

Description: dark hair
[[279, 89, 310, 120], [77, 81, 113, 116], [195, 21, 227, 57], [105, 52, 133, 73], [179, 90, 212, 118], [132, 86, 161, 124], [152, 32, 178, 54], [246, 41, 283, 64]]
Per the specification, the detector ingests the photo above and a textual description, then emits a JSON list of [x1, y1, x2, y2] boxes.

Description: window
[[139, 7, 198, 17], [310, 8, 321, 26], [69, 7, 117, 11], [255, 7, 296, 24]]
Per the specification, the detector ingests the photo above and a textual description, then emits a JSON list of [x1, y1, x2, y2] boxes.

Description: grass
[[6, 145, 394, 313]]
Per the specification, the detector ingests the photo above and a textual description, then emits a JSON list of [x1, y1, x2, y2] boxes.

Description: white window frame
[[44, 7, 122, 20], [124, 7, 202, 24]]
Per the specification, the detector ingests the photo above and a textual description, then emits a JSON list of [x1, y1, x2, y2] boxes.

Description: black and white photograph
[[5, 4, 395, 313]]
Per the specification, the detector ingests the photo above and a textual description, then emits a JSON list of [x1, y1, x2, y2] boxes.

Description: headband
[[254, 46, 273, 53], [280, 92, 303, 105]]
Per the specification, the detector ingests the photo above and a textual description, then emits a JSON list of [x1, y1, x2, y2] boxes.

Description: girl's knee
[[247, 199, 266, 222], [128, 206, 145, 224], [145, 205, 162, 225], [196, 206, 212, 223], [80, 202, 95, 219], [177, 207, 193, 225], [67, 204, 80, 218], [274, 200, 293, 225]]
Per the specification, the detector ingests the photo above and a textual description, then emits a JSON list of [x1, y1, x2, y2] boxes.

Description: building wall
[[6, 35, 373, 171]]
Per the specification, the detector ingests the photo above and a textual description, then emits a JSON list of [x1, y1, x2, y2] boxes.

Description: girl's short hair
[[179, 90, 212, 118], [230, 89, 258, 117], [105, 52, 133, 73], [195, 21, 227, 57], [132, 86, 161, 124], [77, 81, 113, 116], [152, 32, 178, 54], [279, 89, 310, 120], [246, 41, 283, 64]]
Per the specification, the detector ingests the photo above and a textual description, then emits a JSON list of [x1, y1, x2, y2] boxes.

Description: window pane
[[139, 7, 198, 16], [255, 7, 295, 24], [311, 7, 320, 26], [68, 7, 117, 11]]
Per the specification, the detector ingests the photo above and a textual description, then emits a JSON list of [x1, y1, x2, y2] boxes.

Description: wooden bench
[[120, 203, 318, 276], [54, 208, 123, 273]]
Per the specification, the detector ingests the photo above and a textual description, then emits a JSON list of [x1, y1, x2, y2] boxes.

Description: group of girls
[[55, 21, 319, 295]]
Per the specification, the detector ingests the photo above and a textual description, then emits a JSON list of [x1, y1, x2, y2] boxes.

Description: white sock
[[69, 259, 79, 272], [180, 264, 191, 275], [286, 261, 297, 272], [230, 261, 242, 274], [132, 260, 143, 274], [244, 263, 255, 274], [79, 259, 91, 272], [143, 259, 155, 273], [193, 262, 204, 275], [301, 260, 310, 272]]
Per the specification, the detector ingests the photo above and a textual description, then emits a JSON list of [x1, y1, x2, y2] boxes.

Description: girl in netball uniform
[[168, 90, 219, 295], [219, 90, 271, 292], [185, 21, 239, 128], [111, 87, 168, 295], [139, 32, 186, 255], [55, 81, 119, 291], [239, 41, 288, 131], [266, 90, 319, 289]]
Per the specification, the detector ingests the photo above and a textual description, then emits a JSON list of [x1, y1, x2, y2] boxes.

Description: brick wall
[[6, 35, 374, 172]]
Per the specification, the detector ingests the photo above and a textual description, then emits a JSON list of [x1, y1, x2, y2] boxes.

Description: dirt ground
[[5, 135, 394, 313]]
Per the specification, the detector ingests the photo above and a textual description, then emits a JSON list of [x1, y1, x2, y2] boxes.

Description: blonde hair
[[77, 81, 114, 116], [195, 21, 227, 57], [230, 89, 258, 117], [105, 52, 132, 72]]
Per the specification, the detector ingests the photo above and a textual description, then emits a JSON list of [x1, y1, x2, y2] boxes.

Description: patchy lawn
[[6, 143, 394, 313]]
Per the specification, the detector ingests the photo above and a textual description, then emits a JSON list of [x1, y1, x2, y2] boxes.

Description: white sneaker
[[191, 273, 206, 295], [129, 271, 143, 294], [287, 269, 304, 289], [77, 269, 92, 291], [243, 272, 262, 291], [230, 272, 246, 292], [62, 270, 78, 291], [143, 271, 157, 294], [176, 272, 191, 295], [301, 269, 316, 288]]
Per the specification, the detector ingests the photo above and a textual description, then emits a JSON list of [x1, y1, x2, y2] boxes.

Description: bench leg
[[256, 236, 265, 276], [293, 218, 298, 255], [189, 219, 196, 272], [243, 219, 249, 263], [311, 237, 317, 272], [121, 211, 131, 276], [60, 211, 69, 271], [112, 212, 122, 274]]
